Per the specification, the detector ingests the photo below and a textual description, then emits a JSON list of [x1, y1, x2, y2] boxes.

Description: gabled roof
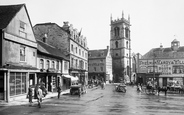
[[0, 4, 24, 29], [88, 49, 108, 59], [142, 46, 184, 59], [37, 40, 69, 61]]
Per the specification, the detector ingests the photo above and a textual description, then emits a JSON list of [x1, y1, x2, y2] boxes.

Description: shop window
[[10, 72, 26, 96]]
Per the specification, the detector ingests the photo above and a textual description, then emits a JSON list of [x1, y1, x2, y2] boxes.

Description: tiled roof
[[142, 46, 184, 59], [0, 4, 23, 29], [34, 22, 68, 34], [37, 40, 69, 61], [88, 49, 108, 59]]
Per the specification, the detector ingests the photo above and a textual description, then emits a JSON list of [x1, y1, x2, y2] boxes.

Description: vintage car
[[70, 84, 87, 96], [115, 84, 127, 93]]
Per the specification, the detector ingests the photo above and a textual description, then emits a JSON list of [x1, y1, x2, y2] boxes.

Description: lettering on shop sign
[[140, 59, 184, 66]]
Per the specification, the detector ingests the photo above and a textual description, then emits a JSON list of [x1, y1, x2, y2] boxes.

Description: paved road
[[1, 84, 184, 115]]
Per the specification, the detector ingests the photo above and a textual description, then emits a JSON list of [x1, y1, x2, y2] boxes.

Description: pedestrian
[[27, 85, 33, 106], [37, 85, 43, 108], [57, 85, 62, 99]]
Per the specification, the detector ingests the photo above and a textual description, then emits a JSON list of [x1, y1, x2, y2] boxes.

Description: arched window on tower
[[115, 41, 118, 48], [117, 27, 120, 36], [126, 41, 129, 49], [114, 27, 120, 37], [125, 27, 129, 38]]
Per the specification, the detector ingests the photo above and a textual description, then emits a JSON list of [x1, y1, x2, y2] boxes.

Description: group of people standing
[[27, 84, 47, 108]]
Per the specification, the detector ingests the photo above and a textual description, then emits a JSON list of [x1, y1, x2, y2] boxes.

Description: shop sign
[[140, 59, 184, 66]]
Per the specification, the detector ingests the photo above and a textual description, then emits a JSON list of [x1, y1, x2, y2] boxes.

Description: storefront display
[[10, 72, 26, 96]]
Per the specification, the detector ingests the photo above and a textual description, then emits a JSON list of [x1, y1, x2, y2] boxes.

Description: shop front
[[159, 74, 184, 87], [0, 66, 39, 102], [37, 68, 62, 93]]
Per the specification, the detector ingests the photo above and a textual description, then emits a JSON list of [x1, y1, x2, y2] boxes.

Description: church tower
[[110, 12, 131, 83]]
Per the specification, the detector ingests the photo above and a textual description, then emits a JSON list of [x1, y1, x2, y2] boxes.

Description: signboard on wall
[[139, 59, 184, 74]]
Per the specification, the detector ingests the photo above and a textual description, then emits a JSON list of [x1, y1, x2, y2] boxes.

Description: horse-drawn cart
[[70, 84, 87, 97]]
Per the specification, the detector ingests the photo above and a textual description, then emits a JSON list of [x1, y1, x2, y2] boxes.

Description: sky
[[1, 0, 184, 55]]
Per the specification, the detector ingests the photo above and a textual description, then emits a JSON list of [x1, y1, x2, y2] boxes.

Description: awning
[[63, 75, 79, 81]]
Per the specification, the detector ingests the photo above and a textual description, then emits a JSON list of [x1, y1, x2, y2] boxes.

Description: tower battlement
[[111, 11, 130, 25], [111, 18, 130, 25]]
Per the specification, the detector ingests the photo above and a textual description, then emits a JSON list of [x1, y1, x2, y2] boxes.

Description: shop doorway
[[29, 74, 35, 86], [0, 72, 4, 100]]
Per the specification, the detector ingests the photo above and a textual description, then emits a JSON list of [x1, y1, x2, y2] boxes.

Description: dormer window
[[43, 34, 47, 43]]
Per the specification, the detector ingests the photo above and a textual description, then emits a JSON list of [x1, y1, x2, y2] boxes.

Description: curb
[[0, 89, 70, 107]]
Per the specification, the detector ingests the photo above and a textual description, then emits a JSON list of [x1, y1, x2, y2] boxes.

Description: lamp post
[[153, 53, 156, 87]]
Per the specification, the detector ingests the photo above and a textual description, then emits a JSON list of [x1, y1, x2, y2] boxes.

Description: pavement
[[0, 85, 100, 108], [0, 89, 70, 107]]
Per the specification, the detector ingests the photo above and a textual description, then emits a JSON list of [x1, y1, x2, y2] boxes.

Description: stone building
[[110, 12, 131, 83], [33, 22, 88, 85], [88, 46, 113, 83], [0, 4, 38, 102], [138, 39, 184, 87]]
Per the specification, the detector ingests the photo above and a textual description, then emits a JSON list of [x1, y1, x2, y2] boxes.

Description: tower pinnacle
[[122, 10, 124, 18], [111, 14, 112, 22]]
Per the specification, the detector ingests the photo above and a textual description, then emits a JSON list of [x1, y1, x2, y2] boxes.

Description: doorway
[[0, 72, 4, 100]]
